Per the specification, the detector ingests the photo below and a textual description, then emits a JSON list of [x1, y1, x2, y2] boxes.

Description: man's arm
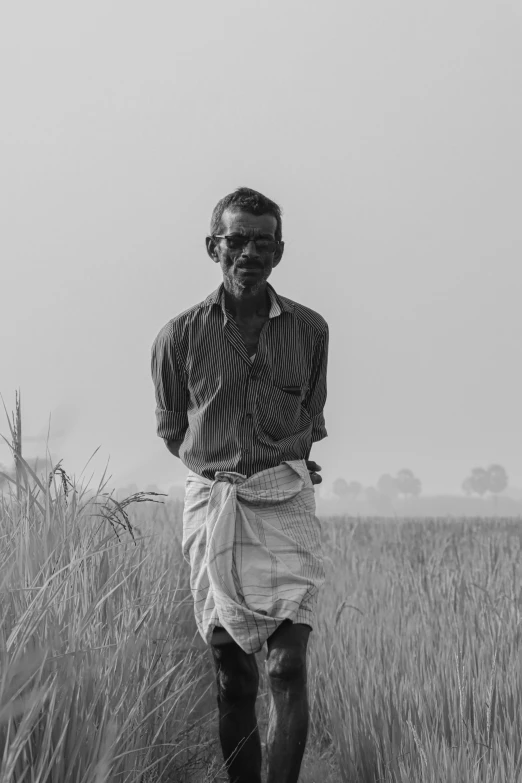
[[303, 324, 329, 443], [303, 324, 329, 485], [151, 323, 189, 453]]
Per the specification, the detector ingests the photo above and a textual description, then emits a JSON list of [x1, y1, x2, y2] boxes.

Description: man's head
[[210, 187, 283, 243], [206, 187, 285, 297]]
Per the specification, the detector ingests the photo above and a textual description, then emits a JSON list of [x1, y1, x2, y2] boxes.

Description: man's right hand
[[306, 460, 322, 485], [165, 439, 183, 458]]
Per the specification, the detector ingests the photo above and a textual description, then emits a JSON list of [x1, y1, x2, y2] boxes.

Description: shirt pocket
[[277, 384, 302, 397], [258, 381, 311, 441], [272, 368, 308, 399]]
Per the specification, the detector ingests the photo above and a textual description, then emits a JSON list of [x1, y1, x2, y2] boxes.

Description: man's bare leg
[[210, 629, 262, 783], [266, 621, 311, 783]]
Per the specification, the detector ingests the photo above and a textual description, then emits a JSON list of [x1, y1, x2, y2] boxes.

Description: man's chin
[[241, 280, 264, 295], [229, 275, 269, 296]]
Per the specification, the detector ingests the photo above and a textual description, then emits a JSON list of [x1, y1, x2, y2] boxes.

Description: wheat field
[[1, 453, 522, 782]]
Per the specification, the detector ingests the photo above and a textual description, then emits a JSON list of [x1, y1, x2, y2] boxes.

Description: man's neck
[[223, 280, 270, 319]]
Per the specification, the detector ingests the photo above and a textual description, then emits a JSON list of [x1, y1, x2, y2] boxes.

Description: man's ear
[[272, 241, 285, 269], [206, 236, 220, 263]]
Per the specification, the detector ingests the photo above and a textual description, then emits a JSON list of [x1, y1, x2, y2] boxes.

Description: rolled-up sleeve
[[303, 324, 329, 442], [151, 322, 189, 442]]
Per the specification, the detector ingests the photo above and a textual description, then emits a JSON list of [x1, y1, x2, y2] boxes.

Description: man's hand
[[165, 439, 183, 458], [306, 460, 322, 485]]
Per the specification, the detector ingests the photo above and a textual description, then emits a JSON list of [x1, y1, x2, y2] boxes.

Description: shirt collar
[[204, 282, 292, 318]]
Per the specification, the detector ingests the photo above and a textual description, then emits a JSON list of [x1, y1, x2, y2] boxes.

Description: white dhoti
[[182, 459, 325, 654]]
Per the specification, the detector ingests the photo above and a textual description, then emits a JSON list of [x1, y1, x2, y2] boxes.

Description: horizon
[[2, 441, 520, 503]]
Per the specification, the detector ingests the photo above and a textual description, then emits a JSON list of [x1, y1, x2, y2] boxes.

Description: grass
[[308, 517, 522, 782], [0, 451, 221, 782], [1, 443, 522, 781]]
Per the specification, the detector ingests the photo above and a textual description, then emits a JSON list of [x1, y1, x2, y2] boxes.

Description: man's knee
[[212, 648, 259, 704], [267, 648, 307, 687]]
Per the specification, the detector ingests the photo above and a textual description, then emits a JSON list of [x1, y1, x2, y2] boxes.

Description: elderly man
[[151, 187, 329, 783]]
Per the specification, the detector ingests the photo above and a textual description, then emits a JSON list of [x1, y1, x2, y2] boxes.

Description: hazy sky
[[1, 1, 521, 495]]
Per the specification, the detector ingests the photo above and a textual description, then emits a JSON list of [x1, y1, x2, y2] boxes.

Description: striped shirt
[[151, 281, 328, 480]]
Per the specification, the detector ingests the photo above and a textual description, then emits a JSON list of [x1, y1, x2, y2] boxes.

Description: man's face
[[206, 209, 284, 296]]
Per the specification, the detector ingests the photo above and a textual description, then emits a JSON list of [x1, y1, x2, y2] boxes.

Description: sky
[[1, 0, 521, 496]]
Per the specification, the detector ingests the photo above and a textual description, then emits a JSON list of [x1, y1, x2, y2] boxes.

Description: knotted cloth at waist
[[182, 459, 325, 654]]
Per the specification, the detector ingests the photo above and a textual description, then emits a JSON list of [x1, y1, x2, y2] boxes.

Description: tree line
[[332, 464, 509, 500]]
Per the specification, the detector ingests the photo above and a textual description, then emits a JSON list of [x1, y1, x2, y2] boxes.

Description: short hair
[[210, 187, 283, 242]]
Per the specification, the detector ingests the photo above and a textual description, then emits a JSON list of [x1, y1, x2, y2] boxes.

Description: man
[[151, 187, 328, 783]]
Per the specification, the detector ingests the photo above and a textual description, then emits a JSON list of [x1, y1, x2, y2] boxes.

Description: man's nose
[[241, 239, 260, 257]]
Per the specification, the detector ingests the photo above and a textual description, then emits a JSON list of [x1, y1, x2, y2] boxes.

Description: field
[[1, 457, 522, 782]]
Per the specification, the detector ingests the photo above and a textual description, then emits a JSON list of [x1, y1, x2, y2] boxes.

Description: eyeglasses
[[212, 234, 280, 253]]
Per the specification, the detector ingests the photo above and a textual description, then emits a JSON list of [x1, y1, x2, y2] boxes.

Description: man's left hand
[[306, 460, 322, 485]]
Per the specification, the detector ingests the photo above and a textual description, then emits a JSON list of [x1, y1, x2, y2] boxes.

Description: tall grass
[[0, 447, 223, 783], [308, 517, 522, 782], [2, 408, 522, 780]]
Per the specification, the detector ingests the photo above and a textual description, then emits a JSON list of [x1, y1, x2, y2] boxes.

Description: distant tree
[[488, 464, 509, 513], [145, 483, 162, 495], [347, 480, 363, 499], [487, 464, 508, 495], [395, 468, 422, 499], [115, 483, 140, 501], [377, 473, 399, 500], [462, 464, 508, 511], [168, 484, 185, 502], [462, 467, 490, 497], [332, 477, 351, 498], [25, 457, 50, 477], [0, 455, 54, 492], [461, 477, 473, 496]]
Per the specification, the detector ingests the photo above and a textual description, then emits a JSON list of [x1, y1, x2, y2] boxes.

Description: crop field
[[1, 458, 522, 782]]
